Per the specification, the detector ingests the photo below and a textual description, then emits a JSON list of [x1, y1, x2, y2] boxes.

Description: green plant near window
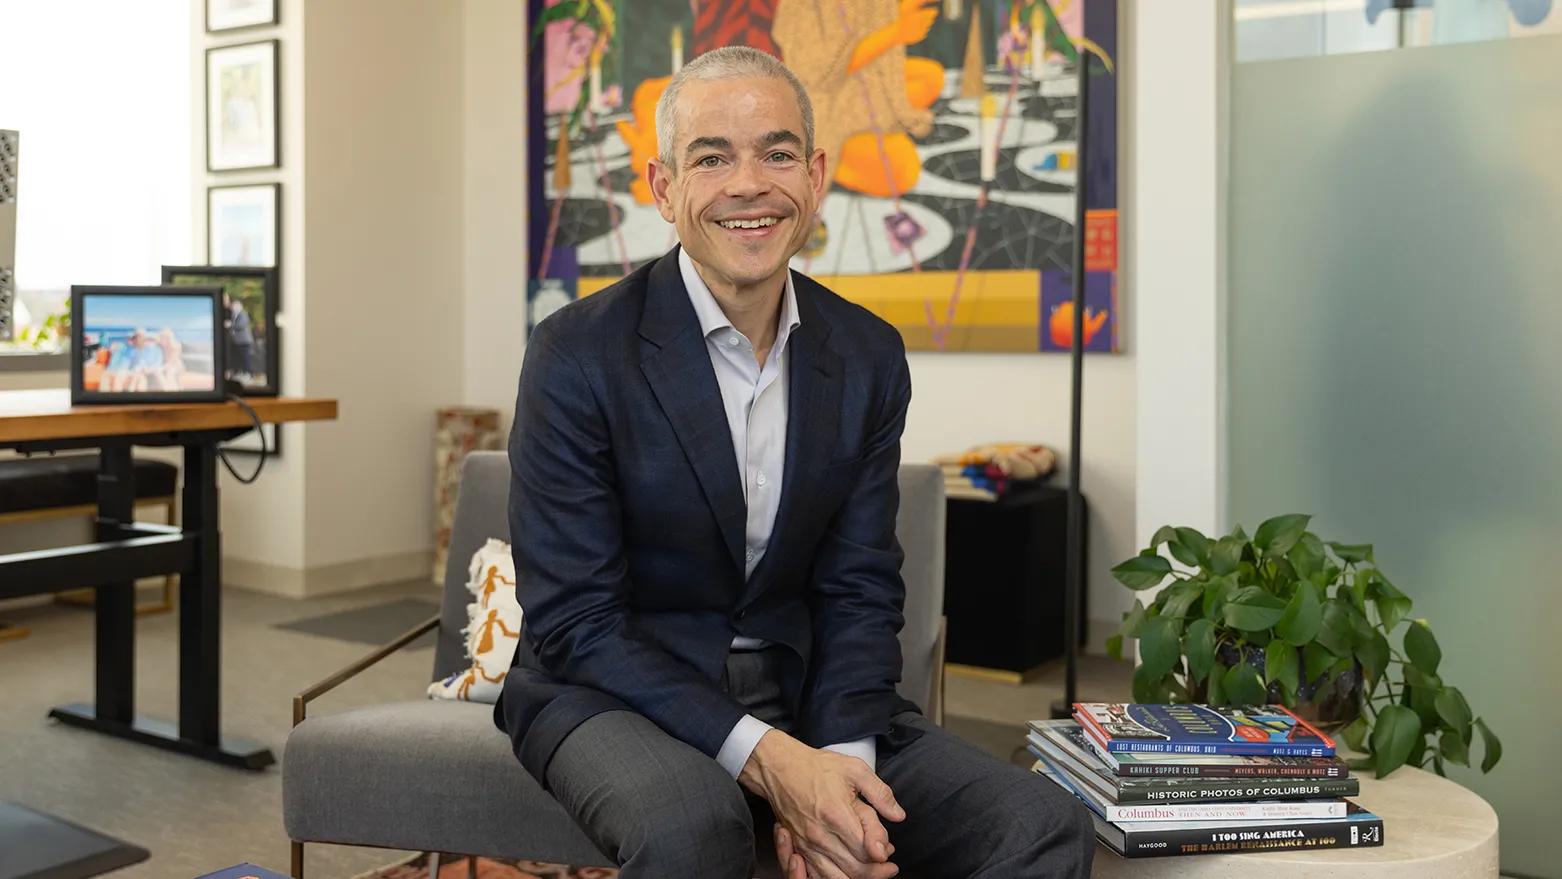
[[1107, 514, 1501, 780], [16, 296, 69, 350]]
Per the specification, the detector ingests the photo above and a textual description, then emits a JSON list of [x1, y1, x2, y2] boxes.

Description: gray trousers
[[544, 647, 1095, 878]]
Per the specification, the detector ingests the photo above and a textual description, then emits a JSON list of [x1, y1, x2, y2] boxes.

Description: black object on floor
[[0, 800, 149, 879], [275, 598, 441, 648]]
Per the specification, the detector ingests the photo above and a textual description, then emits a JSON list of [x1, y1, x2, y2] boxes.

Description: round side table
[[1082, 764, 1499, 879]]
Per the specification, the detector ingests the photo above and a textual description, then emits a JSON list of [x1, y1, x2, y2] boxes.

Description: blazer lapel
[[639, 249, 748, 574], [744, 273, 843, 598]]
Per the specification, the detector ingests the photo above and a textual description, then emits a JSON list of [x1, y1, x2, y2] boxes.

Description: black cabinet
[[941, 486, 1087, 681]]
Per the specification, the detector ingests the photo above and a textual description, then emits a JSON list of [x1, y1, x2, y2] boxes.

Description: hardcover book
[[1073, 702, 1337, 758], [1036, 764, 1385, 860], [1026, 721, 1359, 802]]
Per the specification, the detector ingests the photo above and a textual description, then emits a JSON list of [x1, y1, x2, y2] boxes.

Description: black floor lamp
[[1050, 45, 1091, 720]]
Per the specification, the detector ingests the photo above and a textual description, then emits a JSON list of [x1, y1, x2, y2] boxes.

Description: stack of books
[[1028, 702, 1386, 860]]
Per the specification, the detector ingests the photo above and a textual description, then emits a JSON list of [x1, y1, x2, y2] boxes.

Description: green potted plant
[[1107, 514, 1501, 780]]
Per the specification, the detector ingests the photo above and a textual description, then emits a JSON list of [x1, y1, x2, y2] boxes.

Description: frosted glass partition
[[1236, 0, 1562, 61], [1227, 34, 1562, 877]]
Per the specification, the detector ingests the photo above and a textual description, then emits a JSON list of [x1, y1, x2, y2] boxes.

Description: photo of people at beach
[[79, 294, 218, 393]]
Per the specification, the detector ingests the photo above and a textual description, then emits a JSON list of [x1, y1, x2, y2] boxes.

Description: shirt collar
[[678, 247, 800, 348]]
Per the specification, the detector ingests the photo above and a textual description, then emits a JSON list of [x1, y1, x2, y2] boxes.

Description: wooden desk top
[[0, 389, 337, 444]]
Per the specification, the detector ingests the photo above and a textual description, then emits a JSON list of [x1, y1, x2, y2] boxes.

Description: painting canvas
[[206, 40, 279, 171], [207, 0, 278, 33], [525, 0, 1120, 353], [208, 183, 279, 267]]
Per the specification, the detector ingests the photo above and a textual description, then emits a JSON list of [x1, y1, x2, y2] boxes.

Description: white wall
[[194, 0, 310, 576], [1130, 0, 1227, 548], [457, 0, 1140, 646], [300, 0, 465, 574]]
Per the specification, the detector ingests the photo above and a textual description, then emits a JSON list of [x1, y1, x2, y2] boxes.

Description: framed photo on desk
[[162, 265, 279, 397], [71, 285, 227, 405]]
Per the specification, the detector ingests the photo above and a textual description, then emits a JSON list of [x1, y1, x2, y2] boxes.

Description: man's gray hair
[[655, 46, 815, 171]]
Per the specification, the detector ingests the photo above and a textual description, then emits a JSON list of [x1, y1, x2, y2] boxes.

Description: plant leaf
[[1370, 704, 1423, 778], [1202, 574, 1238, 620], [1111, 554, 1174, 590], [1288, 533, 1326, 581], [1314, 600, 1356, 657], [1119, 599, 1148, 639], [1439, 728, 1470, 766], [1304, 641, 1337, 683], [1225, 662, 1268, 706], [1174, 527, 1211, 568], [1150, 525, 1179, 550], [1209, 536, 1244, 576], [1342, 713, 1370, 753], [1376, 594, 1412, 634], [1166, 538, 1200, 567], [1408, 680, 1442, 729], [1347, 755, 1377, 772], [1132, 663, 1169, 703], [1402, 665, 1441, 691], [1161, 583, 1203, 619], [1207, 660, 1228, 705], [1342, 601, 1375, 647], [1275, 581, 1322, 646], [1138, 617, 1182, 680], [1254, 514, 1311, 557], [1106, 634, 1124, 662], [1404, 620, 1442, 675], [1475, 717, 1502, 773], [1265, 640, 1300, 696], [1435, 687, 1474, 742], [1357, 630, 1390, 683], [1223, 587, 1288, 632], [1327, 542, 1373, 564], [1185, 619, 1216, 685], [1351, 569, 1372, 614]]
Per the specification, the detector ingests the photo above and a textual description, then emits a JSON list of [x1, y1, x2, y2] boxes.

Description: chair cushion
[[0, 454, 178, 515], [282, 700, 611, 866], [428, 538, 523, 704]]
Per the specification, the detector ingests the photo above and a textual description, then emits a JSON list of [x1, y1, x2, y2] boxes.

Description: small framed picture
[[162, 265, 279, 397], [208, 183, 278, 267], [206, 39, 279, 172], [206, 0, 278, 33], [222, 422, 281, 457], [71, 285, 227, 406]]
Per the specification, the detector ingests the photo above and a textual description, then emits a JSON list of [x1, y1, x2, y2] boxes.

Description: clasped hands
[[739, 729, 905, 879]]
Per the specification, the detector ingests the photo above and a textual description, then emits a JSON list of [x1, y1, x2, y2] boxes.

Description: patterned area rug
[[353, 853, 617, 879]]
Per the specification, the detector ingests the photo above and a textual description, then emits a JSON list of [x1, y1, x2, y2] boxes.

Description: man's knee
[[1008, 779, 1096, 873], [622, 764, 754, 872]]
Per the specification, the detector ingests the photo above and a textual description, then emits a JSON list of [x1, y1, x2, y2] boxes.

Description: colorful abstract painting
[[526, 0, 1120, 353]]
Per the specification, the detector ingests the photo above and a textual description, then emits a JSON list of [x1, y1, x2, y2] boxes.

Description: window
[[0, 0, 192, 353]]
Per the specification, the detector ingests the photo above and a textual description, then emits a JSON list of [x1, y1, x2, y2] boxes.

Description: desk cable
[[219, 393, 268, 485]]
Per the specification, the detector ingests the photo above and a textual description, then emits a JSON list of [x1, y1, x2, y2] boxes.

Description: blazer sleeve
[[509, 323, 750, 759], [799, 344, 913, 749]]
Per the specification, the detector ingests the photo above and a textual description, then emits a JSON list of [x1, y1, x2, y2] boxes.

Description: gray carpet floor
[[0, 581, 1133, 879]]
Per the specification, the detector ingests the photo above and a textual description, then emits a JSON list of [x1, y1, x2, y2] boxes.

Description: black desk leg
[[50, 440, 276, 772], [95, 443, 136, 725]]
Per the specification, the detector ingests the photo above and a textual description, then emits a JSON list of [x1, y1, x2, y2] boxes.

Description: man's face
[[648, 76, 827, 294]]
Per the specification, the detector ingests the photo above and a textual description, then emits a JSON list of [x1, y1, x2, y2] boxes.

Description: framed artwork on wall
[[524, 0, 1121, 353], [206, 0, 278, 33], [208, 183, 279, 267], [162, 264, 280, 397], [206, 39, 279, 171]]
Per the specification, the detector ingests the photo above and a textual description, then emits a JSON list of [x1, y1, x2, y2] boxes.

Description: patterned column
[[0, 130, 18, 343], [432, 407, 502, 584]]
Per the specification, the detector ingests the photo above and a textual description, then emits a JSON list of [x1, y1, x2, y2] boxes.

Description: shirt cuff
[[823, 736, 877, 770], [716, 714, 774, 779]]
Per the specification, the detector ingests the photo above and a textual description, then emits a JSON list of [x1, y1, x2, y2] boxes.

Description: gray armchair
[[283, 451, 947, 878]]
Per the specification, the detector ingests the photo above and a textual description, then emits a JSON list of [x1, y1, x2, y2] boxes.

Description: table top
[[1085, 764, 1499, 878], [0, 389, 337, 444]]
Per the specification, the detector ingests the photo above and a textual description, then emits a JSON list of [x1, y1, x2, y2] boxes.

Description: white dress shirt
[[678, 249, 877, 778]]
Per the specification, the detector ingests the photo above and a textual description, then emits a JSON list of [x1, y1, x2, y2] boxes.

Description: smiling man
[[496, 47, 1094, 879]]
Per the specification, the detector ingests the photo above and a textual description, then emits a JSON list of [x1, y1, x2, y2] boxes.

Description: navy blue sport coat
[[494, 246, 923, 787]]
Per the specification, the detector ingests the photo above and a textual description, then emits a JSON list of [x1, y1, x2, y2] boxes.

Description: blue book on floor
[[195, 865, 292, 879], [1074, 703, 1337, 758]]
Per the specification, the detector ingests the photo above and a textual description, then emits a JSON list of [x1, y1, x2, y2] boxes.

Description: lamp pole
[[1051, 37, 1090, 720]]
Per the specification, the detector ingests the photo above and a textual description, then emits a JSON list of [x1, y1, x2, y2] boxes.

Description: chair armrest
[[928, 615, 947, 727], [292, 613, 440, 727]]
